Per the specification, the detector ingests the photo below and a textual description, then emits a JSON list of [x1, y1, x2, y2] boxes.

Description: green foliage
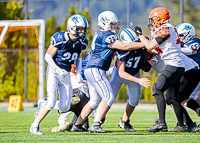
[[45, 16, 59, 48], [115, 83, 127, 102], [141, 70, 157, 101], [60, 4, 76, 31], [163, 0, 200, 36], [0, 1, 24, 20], [0, 1, 42, 101]]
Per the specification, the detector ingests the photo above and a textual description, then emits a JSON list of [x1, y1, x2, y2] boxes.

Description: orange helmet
[[148, 7, 170, 29], [71, 64, 76, 74]]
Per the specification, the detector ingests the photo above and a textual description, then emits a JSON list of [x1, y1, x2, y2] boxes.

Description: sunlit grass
[[0, 106, 200, 143]]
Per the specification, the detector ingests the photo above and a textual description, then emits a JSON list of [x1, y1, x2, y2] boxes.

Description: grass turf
[[0, 105, 200, 143]]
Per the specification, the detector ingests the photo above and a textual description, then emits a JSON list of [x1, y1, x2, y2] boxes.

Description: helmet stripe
[[124, 29, 136, 42], [80, 15, 88, 27], [176, 23, 183, 29]]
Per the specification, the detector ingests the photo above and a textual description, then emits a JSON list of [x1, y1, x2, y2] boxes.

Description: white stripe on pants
[[84, 68, 115, 107]]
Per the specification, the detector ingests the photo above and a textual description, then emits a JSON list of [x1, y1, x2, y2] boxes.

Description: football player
[[132, 7, 187, 132], [51, 64, 90, 132], [152, 53, 200, 132], [71, 11, 146, 133], [110, 28, 151, 132], [176, 23, 200, 106], [30, 14, 89, 135]]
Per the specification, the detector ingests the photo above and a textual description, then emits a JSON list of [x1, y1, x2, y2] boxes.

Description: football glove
[[71, 96, 81, 105], [131, 25, 142, 36], [54, 67, 68, 79]]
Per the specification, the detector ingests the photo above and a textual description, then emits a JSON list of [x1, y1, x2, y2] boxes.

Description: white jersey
[[152, 54, 198, 73], [70, 72, 89, 97], [180, 53, 198, 72], [151, 23, 184, 67]]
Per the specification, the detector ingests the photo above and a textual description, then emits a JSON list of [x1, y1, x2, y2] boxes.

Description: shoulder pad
[[50, 32, 69, 47]]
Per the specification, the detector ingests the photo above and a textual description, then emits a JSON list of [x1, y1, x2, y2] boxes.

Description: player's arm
[[181, 42, 199, 55], [181, 46, 197, 55], [139, 35, 159, 51], [75, 51, 83, 83], [45, 45, 68, 78], [45, 45, 58, 66], [117, 60, 151, 88], [109, 40, 145, 51]]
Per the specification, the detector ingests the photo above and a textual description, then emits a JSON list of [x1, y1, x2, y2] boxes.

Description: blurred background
[[0, 0, 199, 103]]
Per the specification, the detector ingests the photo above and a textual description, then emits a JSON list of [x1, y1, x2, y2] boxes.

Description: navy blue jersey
[[184, 38, 200, 66], [85, 30, 118, 71], [51, 32, 88, 71], [116, 48, 147, 75], [81, 51, 92, 80]]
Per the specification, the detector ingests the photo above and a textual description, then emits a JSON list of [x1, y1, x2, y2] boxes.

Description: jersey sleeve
[[104, 34, 118, 44], [186, 38, 200, 50], [116, 50, 130, 61], [50, 32, 68, 49]]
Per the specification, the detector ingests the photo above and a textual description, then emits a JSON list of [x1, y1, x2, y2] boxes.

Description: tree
[[162, 0, 200, 36]]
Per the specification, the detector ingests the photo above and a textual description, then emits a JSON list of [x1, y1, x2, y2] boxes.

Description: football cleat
[[147, 119, 168, 132], [51, 121, 70, 132], [88, 122, 106, 133], [171, 124, 188, 132], [70, 96, 81, 105], [187, 122, 199, 133], [30, 123, 44, 135], [71, 124, 88, 132], [118, 119, 136, 132]]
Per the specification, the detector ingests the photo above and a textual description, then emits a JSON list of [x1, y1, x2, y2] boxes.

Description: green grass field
[[0, 105, 200, 143]]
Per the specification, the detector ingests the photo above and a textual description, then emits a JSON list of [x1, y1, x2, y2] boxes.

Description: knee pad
[[165, 94, 175, 105], [88, 98, 101, 109], [152, 83, 162, 96], [45, 97, 56, 110], [103, 94, 115, 107], [59, 102, 70, 112], [129, 98, 140, 107]]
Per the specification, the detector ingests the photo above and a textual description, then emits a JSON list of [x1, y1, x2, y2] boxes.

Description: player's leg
[[70, 90, 90, 130], [71, 72, 101, 132], [30, 66, 58, 135], [147, 65, 186, 132], [88, 68, 115, 133], [55, 73, 72, 113], [51, 85, 73, 133], [119, 73, 141, 132], [164, 66, 187, 132], [179, 69, 200, 117], [51, 111, 72, 132]]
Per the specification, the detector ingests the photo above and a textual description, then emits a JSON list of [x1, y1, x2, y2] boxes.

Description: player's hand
[[138, 78, 151, 88], [54, 67, 68, 79], [131, 25, 142, 36]]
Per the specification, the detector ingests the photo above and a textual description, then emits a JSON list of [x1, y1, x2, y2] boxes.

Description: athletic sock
[[155, 94, 166, 123], [181, 106, 193, 126], [172, 102, 184, 126], [32, 121, 39, 127]]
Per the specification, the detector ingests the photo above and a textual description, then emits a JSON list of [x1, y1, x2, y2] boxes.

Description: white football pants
[[45, 65, 72, 112], [85, 68, 115, 107]]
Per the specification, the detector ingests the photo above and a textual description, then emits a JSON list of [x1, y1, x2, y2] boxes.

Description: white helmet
[[176, 23, 195, 43], [120, 28, 138, 43], [67, 14, 89, 37], [98, 11, 119, 33]]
